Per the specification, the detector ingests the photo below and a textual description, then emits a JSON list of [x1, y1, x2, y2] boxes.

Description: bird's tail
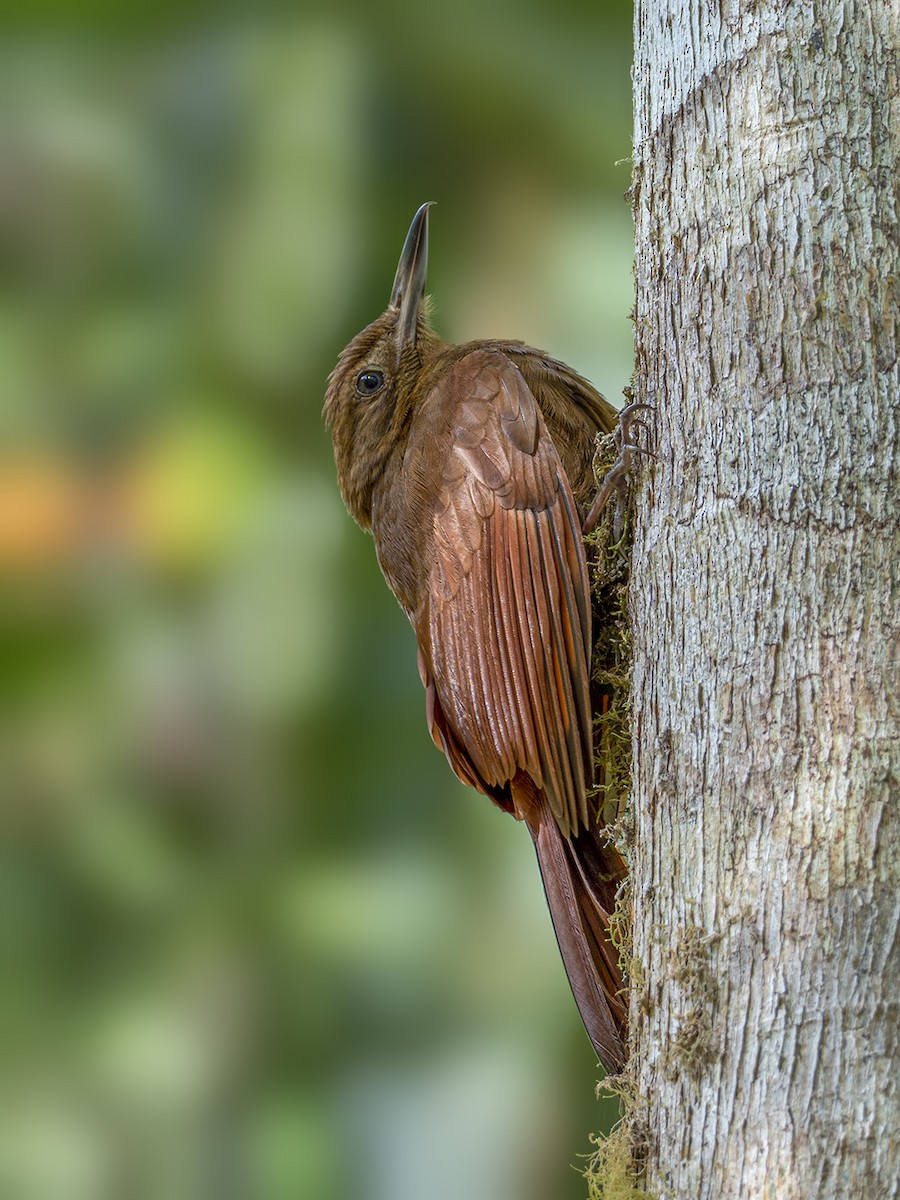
[[520, 783, 628, 1072]]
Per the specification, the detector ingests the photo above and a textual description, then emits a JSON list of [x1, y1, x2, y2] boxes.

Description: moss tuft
[[583, 1068, 655, 1199], [586, 422, 636, 840], [665, 922, 722, 1080], [582, 415, 657, 1197]]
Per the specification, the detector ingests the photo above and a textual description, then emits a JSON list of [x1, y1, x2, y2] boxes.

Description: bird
[[324, 203, 643, 1071]]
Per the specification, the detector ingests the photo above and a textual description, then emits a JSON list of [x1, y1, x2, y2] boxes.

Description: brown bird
[[324, 203, 640, 1072]]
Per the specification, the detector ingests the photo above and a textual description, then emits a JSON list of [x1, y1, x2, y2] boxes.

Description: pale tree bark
[[627, 1, 900, 1197]]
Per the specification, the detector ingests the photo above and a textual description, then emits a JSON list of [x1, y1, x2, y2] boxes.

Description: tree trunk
[[627, 2, 900, 1197]]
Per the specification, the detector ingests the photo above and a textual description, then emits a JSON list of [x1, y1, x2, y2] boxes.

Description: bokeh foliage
[[0, 3, 633, 1197]]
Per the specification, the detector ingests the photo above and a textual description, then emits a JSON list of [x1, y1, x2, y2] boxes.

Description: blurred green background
[[0, 3, 633, 1197]]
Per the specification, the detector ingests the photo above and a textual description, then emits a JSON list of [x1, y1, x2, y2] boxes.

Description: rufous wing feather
[[414, 349, 626, 1070]]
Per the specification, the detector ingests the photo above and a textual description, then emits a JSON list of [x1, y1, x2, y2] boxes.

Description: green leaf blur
[[0, 4, 632, 1198]]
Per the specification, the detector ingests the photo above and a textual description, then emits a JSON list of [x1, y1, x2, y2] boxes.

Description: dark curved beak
[[390, 202, 433, 349]]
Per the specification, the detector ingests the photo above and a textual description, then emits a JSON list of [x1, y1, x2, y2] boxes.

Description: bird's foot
[[582, 402, 655, 535]]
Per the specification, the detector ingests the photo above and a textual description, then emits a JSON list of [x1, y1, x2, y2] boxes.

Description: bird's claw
[[582, 402, 655, 535]]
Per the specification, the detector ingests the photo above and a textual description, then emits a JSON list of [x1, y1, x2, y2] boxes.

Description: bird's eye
[[356, 369, 385, 396]]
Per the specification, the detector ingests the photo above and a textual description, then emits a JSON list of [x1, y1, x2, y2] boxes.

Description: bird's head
[[324, 203, 443, 529]]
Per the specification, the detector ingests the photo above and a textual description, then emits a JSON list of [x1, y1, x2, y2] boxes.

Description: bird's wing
[[489, 340, 620, 435], [416, 348, 593, 838]]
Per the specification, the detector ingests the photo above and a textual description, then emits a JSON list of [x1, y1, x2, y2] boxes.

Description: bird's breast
[[369, 402, 456, 620]]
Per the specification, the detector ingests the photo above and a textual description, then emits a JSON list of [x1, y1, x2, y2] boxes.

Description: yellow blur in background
[[0, 3, 633, 1197]]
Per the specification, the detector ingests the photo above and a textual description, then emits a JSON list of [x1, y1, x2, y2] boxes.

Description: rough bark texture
[[629, 2, 899, 1197]]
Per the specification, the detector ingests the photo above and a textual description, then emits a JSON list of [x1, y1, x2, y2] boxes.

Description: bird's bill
[[390, 202, 433, 349]]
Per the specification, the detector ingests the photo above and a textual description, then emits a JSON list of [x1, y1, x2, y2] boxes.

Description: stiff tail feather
[[522, 791, 628, 1072]]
